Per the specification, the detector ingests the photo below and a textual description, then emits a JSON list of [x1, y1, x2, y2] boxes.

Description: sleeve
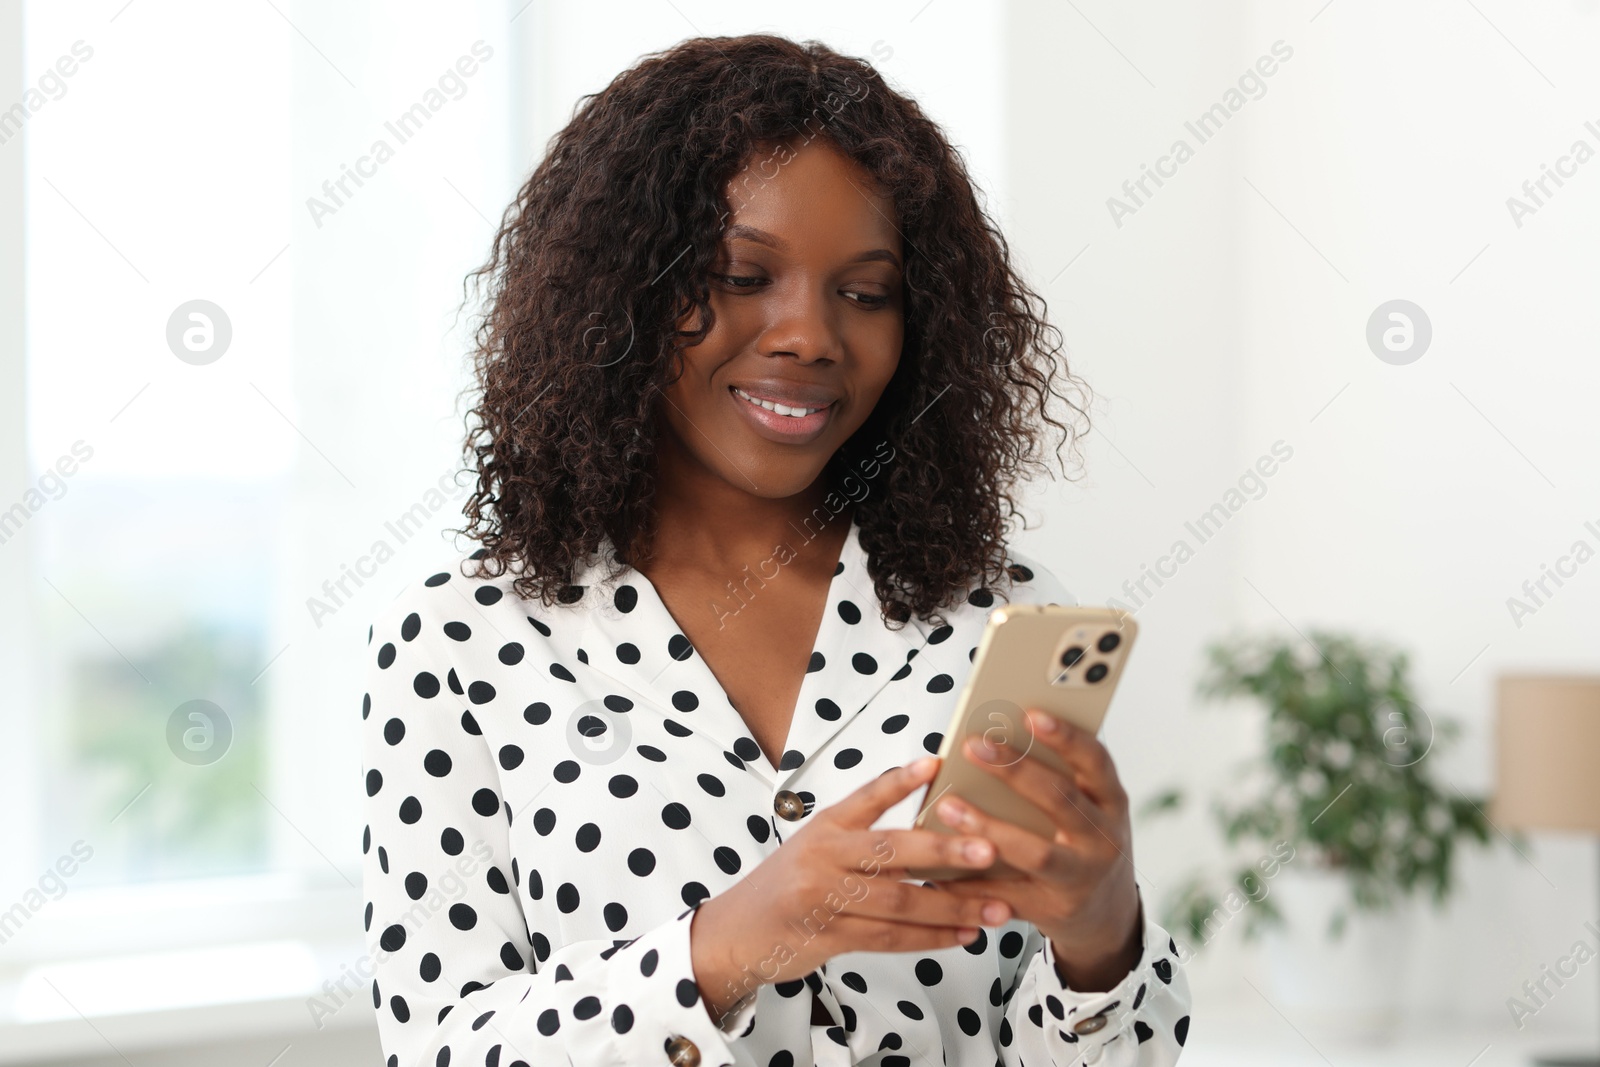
[[1000, 898, 1191, 1066], [360, 582, 760, 1067]]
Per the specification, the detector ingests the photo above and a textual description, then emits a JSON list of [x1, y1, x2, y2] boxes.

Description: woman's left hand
[[930, 708, 1143, 991]]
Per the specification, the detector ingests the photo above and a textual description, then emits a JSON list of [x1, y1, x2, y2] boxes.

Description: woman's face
[[659, 137, 904, 501]]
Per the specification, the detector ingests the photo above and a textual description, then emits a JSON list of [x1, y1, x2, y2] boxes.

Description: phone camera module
[[1096, 632, 1120, 653], [1060, 646, 1085, 668], [1085, 663, 1109, 683]]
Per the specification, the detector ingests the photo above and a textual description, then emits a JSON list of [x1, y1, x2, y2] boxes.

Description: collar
[[566, 515, 933, 791]]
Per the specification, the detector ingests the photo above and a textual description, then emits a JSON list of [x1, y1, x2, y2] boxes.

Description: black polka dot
[[471, 789, 499, 817], [423, 750, 451, 777], [556, 882, 580, 913]]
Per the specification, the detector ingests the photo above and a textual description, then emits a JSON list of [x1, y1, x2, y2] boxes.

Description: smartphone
[[905, 605, 1137, 882]]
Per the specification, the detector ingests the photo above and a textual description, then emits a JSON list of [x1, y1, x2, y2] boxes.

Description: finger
[[1023, 710, 1128, 811], [933, 875, 1054, 917], [835, 826, 999, 879], [961, 735, 1102, 840], [825, 755, 941, 829], [821, 910, 989, 953], [823, 878, 1013, 931], [927, 791, 1065, 879]]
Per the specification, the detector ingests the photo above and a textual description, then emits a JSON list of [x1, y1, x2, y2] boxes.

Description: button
[[665, 1034, 701, 1067], [774, 790, 805, 821], [1072, 1012, 1109, 1035]]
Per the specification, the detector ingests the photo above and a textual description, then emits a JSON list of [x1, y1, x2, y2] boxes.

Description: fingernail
[[911, 756, 936, 775], [963, 839, 992, 863], [970, 736, 997, 759], [1031, 711, 1059, 734], [938, 798, 964, 825], [982, 902, 1010, 924]]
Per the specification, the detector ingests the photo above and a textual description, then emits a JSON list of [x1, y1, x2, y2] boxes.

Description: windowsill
[[0, 873, 372, 1062], [0, 936, 376, 1064]]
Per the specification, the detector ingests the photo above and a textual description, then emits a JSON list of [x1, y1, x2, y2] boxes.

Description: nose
[[755, 280, 842, 364]]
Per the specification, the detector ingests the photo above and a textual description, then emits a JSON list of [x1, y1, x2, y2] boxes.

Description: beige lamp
[[1494, 674, 1600, 1067]]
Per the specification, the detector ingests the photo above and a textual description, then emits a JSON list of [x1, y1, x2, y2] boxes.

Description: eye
[[711, 272, 766, 291], [844, 290, 891, 309]]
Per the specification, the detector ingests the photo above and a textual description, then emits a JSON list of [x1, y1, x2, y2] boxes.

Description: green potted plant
[[1144, 630, 1496, 1032]]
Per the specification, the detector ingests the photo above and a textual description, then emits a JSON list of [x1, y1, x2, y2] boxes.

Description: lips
[[727, 383, 836, 444]]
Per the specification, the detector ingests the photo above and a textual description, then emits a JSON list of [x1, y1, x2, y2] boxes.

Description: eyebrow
[[723, 223, 902, 270]]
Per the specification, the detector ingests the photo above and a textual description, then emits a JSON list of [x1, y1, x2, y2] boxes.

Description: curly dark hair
[[450, 32, 1089, 628]]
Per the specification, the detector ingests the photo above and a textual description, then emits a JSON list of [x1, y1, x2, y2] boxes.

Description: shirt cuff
[[602, 901, 752, 1066], [1026, 907, 1184, 1061]]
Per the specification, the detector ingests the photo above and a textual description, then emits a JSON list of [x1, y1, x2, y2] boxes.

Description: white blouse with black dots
[[360, 515, 1192, 1067]]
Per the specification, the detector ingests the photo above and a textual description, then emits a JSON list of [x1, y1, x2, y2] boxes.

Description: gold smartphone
[[906, 605, 1138, 882]]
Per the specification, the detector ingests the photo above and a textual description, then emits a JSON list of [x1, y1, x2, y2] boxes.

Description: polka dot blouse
[[361, 516, 1192, 1066]]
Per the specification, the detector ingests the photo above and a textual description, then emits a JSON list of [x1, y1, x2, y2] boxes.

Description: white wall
[[1006, 0, 1600, 1036]]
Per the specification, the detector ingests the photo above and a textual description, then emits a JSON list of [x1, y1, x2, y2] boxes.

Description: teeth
[[734, 387, 826, 418]]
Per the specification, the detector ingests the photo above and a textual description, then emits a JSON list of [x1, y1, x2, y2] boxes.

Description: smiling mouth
[[730, 386, 832, 418]]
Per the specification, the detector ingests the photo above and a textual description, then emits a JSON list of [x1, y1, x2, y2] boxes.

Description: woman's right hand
[[688, 755, 1013, 1022]]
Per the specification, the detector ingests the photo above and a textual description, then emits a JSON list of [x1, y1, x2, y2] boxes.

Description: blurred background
[[2, 0, 1598, 1064]]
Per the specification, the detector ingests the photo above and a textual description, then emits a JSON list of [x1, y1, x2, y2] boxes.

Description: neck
[[644, 434, 852, 575]]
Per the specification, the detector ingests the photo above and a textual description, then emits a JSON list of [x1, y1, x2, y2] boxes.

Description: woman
[[362, 33, 1191, 1067]]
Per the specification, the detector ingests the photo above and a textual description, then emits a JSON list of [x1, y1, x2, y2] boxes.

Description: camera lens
[[1086, 663, 1109, 683], [1060, 646, 1085, 668], [1096, 631, 1120, 653]]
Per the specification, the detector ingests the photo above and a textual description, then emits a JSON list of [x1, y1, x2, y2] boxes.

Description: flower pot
[[1258, 866, 1412, 1041]]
